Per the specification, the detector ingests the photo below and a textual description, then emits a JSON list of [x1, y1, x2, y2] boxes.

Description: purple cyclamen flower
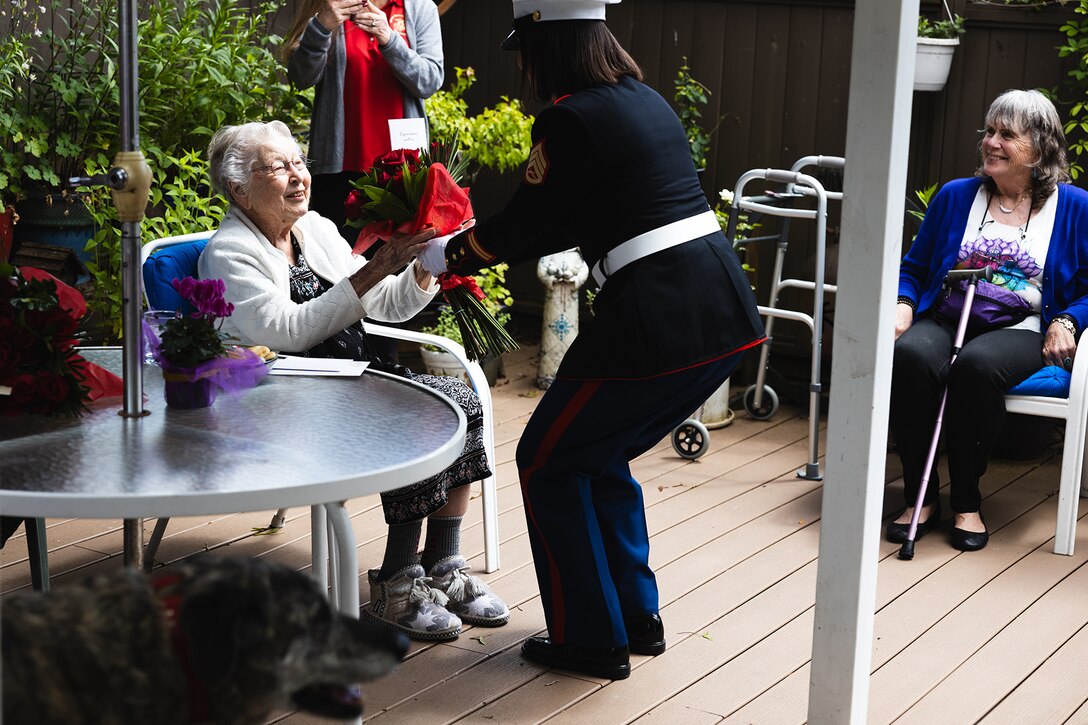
[[170, 277, 234, 320]]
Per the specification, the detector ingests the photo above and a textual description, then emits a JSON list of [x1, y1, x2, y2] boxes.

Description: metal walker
[[671, 155, 842, 481]]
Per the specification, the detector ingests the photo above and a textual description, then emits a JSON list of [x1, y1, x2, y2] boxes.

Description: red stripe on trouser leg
[[518, 380, 602, 643]]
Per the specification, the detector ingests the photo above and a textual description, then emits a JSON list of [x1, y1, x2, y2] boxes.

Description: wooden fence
[[437, 0, 1080, 384], [17, 0, 1078, 381]]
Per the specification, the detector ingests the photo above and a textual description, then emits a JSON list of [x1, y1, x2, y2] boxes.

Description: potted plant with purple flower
[[145, 276, 267, 408]]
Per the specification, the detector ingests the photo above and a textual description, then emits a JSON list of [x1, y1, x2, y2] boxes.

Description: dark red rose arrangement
[[0, 263, 122, 417], [344, 139, 517, 361], [145, 277, 267, 396]]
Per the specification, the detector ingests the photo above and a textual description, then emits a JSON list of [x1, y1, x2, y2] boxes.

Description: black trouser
[[889, 316, 1042, 513]]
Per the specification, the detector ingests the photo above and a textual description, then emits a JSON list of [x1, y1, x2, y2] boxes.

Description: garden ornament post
[[536, 249, 589, 389]]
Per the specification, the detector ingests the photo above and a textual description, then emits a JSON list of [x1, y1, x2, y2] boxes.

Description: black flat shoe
[[625, 613, 666, 656], [885, 501, 941, 544], [520, 636, 631, 680], [951, 513, 988, 551]]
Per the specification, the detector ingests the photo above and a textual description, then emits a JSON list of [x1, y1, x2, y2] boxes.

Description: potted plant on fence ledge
[[916, 4, 966, 92]]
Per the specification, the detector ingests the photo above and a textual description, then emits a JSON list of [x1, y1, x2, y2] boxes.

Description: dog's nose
[[348, 614, 410, 659], [390, 631, 409, 660]]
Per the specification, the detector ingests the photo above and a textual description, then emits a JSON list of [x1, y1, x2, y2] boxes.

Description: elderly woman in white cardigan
[[198, 121, 508, 641]]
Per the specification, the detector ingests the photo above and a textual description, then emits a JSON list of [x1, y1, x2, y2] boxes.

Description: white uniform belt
[[591, 209, 719, 287]]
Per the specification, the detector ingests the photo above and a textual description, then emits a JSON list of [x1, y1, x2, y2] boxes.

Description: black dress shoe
[[521, 636, 631, 680], [625, 613, 666, 656], [951, 514, 989, 551], [886, 501, 941, 544]]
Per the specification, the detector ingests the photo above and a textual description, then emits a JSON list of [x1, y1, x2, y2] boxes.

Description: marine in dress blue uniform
[[422, 0, 765, 679]]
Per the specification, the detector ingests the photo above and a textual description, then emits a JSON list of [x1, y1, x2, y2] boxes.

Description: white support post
[[808, 1, 918, 722]]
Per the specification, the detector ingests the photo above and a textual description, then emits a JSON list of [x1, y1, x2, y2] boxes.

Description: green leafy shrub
[[715, 188, 757, 283], [425, 67, 534, 177], [0, 0, 313, 340], [906, 182, 939, 227], [674, 58, 716, 171], [1061, 1, 1088, 179]]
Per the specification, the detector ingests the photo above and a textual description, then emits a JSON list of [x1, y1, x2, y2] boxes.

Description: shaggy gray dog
[[1, 555, 408, 724]]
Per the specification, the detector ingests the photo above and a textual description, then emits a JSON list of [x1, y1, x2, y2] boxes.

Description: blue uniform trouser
[[516, 352, 744, 648]]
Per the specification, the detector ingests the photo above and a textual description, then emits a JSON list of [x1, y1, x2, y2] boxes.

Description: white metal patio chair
[[140, 232, 501, 573], [1004, 351, 1088, 556]]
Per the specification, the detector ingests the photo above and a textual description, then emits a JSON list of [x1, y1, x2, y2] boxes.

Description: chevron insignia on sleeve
[[466, 229, 497, 264], [524, 140, 549, 185]]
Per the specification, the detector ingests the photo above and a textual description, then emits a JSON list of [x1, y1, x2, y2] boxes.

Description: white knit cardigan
[[197, 207, 437, 352]]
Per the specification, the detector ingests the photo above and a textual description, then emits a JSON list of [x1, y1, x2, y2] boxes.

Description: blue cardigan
[[899, 177, 1088, 334]]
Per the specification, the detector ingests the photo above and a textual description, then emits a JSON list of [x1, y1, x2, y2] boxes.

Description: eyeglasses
[[251, 157, 310, 177]]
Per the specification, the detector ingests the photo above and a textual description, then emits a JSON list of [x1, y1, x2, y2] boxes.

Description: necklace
[[978, 197, 1032, 242], [996, 192, 1028, 214]]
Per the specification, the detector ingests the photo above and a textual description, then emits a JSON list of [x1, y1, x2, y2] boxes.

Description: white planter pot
[[420, 347, 471, 384], [418, 347, 502, 386], [697, 377, 735, 429], [915, 37, 959, 92]]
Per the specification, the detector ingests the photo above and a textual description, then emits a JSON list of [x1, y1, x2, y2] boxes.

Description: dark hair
[[977, 89, 1070, 208], [519, 20, 643, 100]]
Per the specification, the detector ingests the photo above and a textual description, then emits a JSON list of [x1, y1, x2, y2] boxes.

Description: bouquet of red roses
[[344, 139, 517, 361], [0, 263, 123, 417]]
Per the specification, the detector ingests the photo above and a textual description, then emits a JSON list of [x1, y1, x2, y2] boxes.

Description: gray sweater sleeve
[[287, 17, 335, 89], [380, 0, 444, 101]]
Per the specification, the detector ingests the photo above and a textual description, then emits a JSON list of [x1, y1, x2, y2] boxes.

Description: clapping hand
[[353, 0, 392, 45], [315, 0, 367, 31]]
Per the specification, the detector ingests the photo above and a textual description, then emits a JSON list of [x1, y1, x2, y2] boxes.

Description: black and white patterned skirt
[[378, 369, 492, 525]]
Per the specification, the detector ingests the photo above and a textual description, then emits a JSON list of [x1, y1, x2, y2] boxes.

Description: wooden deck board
[[4, 344, 1085, 725]]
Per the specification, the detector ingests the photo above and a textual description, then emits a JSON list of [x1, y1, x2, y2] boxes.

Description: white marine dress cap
[[501, 0, 621, 50]]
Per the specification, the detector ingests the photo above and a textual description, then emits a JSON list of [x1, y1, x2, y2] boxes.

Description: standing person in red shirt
[[282, 0, 443, 239], [283, 0, 444, 359]]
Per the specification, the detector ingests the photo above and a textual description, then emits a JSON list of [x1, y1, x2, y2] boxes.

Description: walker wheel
[[672, 419, 710, 460], [743, 384, 779, 421]]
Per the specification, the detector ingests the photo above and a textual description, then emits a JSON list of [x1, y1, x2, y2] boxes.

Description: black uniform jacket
[[444, 75, 765, 380]]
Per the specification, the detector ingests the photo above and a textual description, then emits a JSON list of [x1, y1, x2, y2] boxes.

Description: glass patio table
[[0, 348, 467, 617]]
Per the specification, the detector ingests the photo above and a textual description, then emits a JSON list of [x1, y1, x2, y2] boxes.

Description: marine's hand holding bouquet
[[344, 139, 518, 361]]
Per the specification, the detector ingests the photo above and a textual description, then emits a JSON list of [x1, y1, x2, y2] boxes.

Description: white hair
[[207, 121, 301, 201]]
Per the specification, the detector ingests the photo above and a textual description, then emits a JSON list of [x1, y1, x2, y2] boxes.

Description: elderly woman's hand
[[347, 228, 436, 297], [1043, 319, 1077, 369], [894, 302, 914, 341], [315, 0, 367, 32]]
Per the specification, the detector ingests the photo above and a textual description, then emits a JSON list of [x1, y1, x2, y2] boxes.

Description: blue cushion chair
[[1007, 365, 1072, 398], [141, 232, 211, 313]]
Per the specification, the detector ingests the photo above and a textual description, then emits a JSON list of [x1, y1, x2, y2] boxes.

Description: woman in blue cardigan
[[891, 89, 1088, 551]]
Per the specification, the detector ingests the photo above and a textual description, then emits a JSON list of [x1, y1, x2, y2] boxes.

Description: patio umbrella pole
[[116, 0, 152, 568], [115, 0, 151, 420]]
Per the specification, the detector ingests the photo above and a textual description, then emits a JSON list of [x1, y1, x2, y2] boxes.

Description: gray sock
[[420, 515, 462, 572], [377, 520, 423, 582]]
